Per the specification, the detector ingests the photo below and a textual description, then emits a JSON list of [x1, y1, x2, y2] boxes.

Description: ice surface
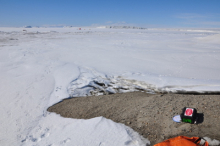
[[0, 27, 220, 145]]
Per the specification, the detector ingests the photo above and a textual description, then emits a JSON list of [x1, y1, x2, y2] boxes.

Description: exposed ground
[[48, 92, 220, 145]]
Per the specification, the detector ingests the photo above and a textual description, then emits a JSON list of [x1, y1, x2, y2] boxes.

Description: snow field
[[0, 27, 220, 145]]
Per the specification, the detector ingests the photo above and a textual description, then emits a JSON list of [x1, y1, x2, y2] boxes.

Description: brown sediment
[[48, 92, 220, 145]]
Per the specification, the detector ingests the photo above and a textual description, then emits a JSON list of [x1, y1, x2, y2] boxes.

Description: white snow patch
[[202, 137, 220, 146], [21, 114, 149, 146]]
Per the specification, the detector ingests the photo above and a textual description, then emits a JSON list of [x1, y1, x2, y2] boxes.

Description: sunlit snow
[[0, 27, 220, 146]]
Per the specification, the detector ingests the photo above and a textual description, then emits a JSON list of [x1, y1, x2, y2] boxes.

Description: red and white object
[[184, 108, 194, 116]]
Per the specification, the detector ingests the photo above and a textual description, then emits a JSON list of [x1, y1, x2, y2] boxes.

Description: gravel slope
[[48, 92, 220, 145]]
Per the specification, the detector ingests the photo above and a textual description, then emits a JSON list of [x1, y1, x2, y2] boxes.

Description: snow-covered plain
[[0, 27, 220, 146]]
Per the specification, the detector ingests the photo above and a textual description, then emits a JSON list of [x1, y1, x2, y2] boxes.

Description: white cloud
[[175, 13, 220, 27], [105, 21, 113, 24], [200, 21, 220, 26], [104, 21, 128, 25], [41, 24, 67, 27], [176, 13, 205, 19]]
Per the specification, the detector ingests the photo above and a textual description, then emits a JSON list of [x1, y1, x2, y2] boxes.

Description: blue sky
[[0, 0, 220, 28]]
